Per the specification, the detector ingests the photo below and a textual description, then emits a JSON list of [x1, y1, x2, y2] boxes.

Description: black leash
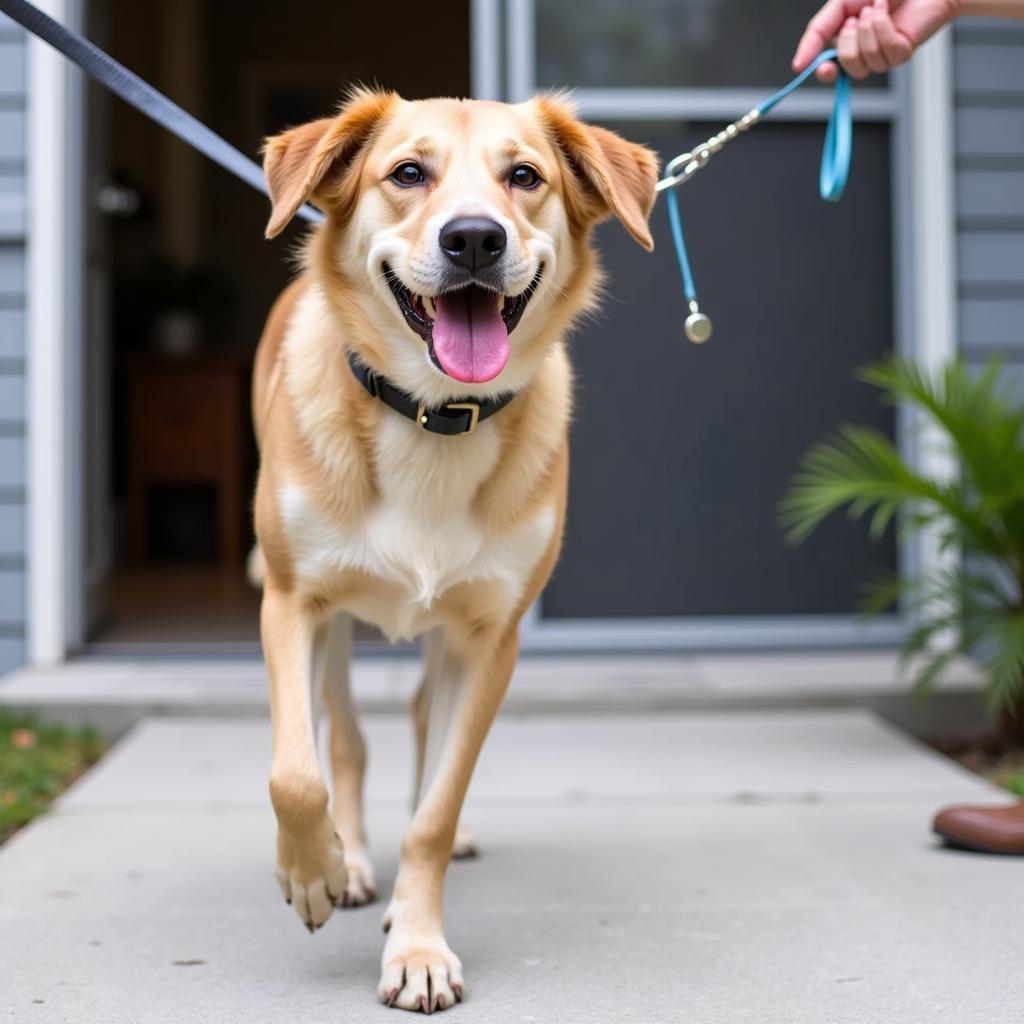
[[1, 0, 322, 224]]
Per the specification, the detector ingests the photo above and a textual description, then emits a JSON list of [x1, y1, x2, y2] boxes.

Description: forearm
[[957, 0, 1024, 18]]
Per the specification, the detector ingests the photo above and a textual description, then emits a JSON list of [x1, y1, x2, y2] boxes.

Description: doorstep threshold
[[0, 650, 986, 741]]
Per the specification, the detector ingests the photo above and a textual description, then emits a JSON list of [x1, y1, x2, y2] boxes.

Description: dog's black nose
[[439, 217, 507, 272]]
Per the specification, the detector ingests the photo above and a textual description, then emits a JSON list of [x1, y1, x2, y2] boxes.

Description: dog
[[251, 88, 657, 1012]]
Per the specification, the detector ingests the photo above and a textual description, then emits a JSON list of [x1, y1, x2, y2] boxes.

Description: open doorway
[[80, 0, 471, 648]]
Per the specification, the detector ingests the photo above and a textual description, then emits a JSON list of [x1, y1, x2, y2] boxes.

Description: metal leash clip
[[654, 48, 851, 345], [656, 110, 762, 343], [656, 109, 761, 195]]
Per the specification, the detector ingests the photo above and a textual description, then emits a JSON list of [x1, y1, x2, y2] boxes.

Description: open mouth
[[383, 263, 543, 384]]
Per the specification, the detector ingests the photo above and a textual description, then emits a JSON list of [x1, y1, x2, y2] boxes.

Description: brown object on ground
[[933, 801, 1024, 855]]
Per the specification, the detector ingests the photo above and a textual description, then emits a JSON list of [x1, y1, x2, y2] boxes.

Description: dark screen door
[[519, 1, 899, 630]]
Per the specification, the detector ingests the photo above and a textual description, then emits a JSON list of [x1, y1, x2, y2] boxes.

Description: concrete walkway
[[1, 709, 1021, 1023]]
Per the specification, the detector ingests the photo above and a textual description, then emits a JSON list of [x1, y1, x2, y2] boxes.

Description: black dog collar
[[347, 352, 516, 437]]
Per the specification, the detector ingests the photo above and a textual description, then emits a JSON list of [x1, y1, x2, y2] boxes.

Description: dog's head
[[263, 90, 658, 400]]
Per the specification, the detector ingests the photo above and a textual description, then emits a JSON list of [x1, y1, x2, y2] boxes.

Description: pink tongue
[[432, 287, 509, 384]]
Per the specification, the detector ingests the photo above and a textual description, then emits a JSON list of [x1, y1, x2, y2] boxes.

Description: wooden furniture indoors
[[124, 352, 250, 566]]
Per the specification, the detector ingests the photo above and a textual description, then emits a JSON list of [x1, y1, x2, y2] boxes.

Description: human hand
[[792, 0, 960, 80]]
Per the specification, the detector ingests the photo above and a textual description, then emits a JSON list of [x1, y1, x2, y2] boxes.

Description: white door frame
[[24, 1, 957, 663], [26, 0, 84, 665]]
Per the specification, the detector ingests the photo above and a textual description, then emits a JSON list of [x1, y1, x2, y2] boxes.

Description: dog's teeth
[[497, 294, 505, 312], [424, 296, 437, 318]]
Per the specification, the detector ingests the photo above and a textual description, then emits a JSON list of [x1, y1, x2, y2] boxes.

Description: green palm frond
[[781, 355, 1024, 718], [859, 358, 1024, 497], [779, 423, 999, 553], [909, 646, 963, 701], [859, 358, 1024, 564], [975, 612, 1024, 716], [857, 568, 906, 617]]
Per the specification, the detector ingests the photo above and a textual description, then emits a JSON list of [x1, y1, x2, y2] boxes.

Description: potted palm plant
[[780, 357, 1024, 725]]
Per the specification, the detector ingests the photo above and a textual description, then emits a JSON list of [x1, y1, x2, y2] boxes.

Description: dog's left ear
[[535, 95, 659, 251], [262, 87, 398, 239]]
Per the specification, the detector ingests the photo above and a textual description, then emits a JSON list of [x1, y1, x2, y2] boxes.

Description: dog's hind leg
[[323, 611, 377, 906], [380, 624, 519, 1012], [411, 629, 478, 860]]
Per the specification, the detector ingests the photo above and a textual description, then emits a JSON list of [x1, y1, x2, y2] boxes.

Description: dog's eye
[[390, 162, 426, 187], [510, 164, 542, 190]]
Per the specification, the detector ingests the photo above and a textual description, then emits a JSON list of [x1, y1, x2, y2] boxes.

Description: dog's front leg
[[262, 586, 347, 931], [379, 626, 518, 1013]]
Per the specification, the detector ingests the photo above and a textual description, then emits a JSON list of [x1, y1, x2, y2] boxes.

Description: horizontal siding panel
[[0, 374, 23, 424], [0, 436, 22, 488], [0, 12, 25, 37], [955, 43, 1024, 95], [0, 41, 23, 97], [0, 308, 23, 357], [957, 169, 1024, 218], [0, 503, 23, 557], [968, 360, 1024, 404], [955, 17, 1024, 42], [956, 107, 1024, 158], [0, 635, 25, 675], [0, 244, 24, 298], [0, 110, 23, 161], [960, 297, 1024, 351], [0, 194, 25, 241], [958, 231, 1024, 286], [0, 567, 23, 624], [0, 168, 23, 193]]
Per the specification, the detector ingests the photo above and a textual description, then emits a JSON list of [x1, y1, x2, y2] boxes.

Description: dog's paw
[[378, 932, 464, 1013], [274, 818, 348, 932], [339, 847, 378, 907], [451, 821, 479, 861]]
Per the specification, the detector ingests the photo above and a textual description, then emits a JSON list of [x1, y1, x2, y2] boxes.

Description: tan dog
[[252, 89, 657, 1012]]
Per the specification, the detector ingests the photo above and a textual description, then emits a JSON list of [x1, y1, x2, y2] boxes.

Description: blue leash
[[659, 49, 852, 342]]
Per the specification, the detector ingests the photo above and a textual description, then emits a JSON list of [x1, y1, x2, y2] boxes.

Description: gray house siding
[[0, 12, 27, 672], [954, 18, 1024, 400]]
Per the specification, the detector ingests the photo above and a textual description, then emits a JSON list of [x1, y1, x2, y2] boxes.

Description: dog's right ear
[[262, 88, 398, 239]]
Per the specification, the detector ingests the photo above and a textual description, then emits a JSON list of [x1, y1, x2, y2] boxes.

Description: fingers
[[858, 5, 890, 74], [840, 0, 916, 79], [793, 0, 855, 72], [872, 0, 915, 68], [838, 15, 870, 78], [797, 0, 916, 81], [815, 60, 840, 84]]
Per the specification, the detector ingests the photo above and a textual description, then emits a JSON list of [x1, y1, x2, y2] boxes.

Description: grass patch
[[0, 708, 106, 844]]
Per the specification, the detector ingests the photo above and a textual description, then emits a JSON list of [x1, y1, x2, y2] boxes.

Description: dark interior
[[92, 0, 469, 644]]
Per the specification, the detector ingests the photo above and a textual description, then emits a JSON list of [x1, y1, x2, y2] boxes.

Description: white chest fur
[[278, 414, 554, 641]]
